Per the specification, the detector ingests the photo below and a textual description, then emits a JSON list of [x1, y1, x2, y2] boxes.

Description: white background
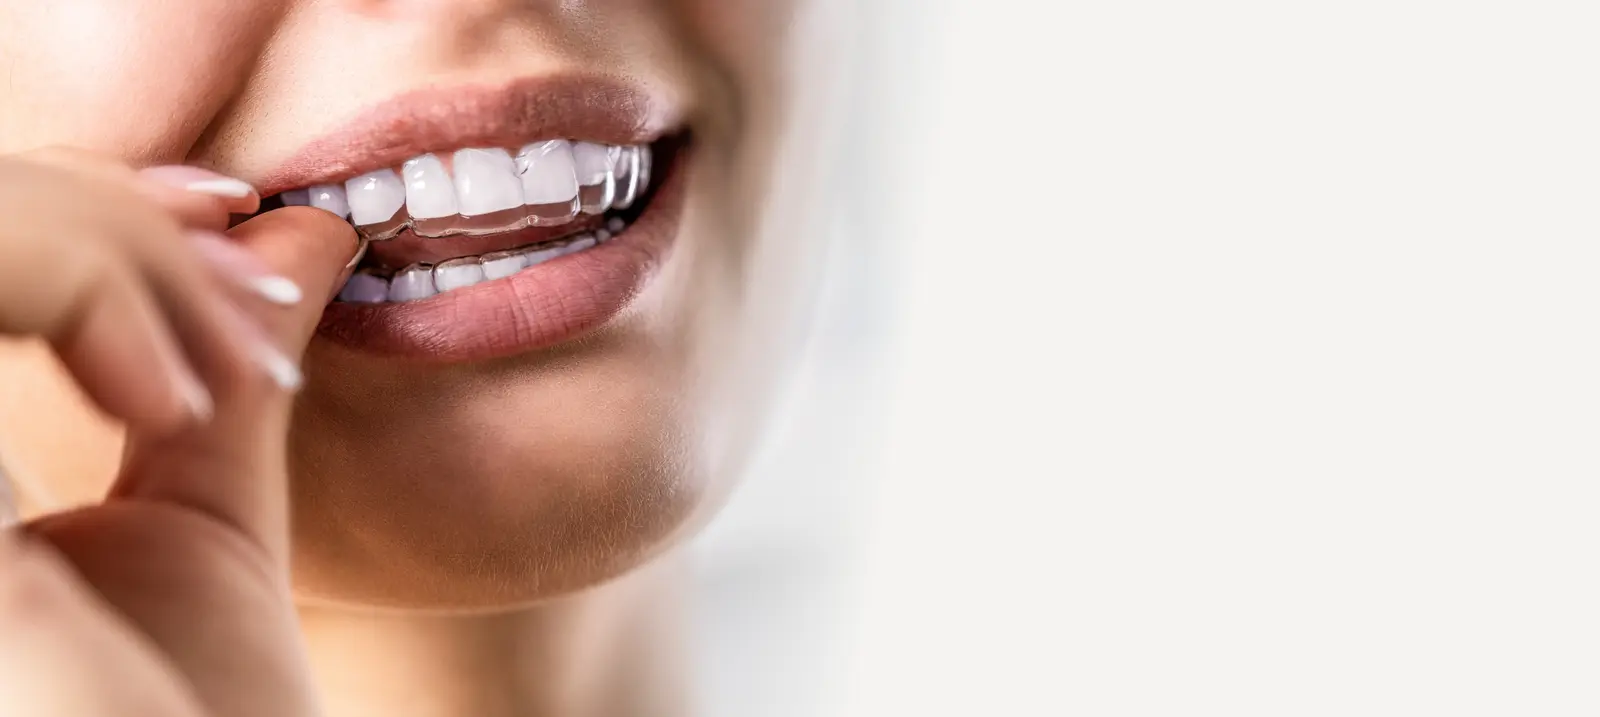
[[699, 1, 1600, 715]]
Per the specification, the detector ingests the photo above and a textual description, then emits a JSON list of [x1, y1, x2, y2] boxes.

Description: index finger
[[112, 208, 358, 561]]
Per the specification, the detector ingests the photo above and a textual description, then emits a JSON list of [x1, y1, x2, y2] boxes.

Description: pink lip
[[315, 154, 684, 362], [278, 76, 687, 363], [258, 75, 681, 197]]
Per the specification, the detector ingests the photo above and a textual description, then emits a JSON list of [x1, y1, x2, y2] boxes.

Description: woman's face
[[0, 0, 806, 608]]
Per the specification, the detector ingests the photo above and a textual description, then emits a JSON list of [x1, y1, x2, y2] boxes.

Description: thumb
[[113, 208, 359, 562]]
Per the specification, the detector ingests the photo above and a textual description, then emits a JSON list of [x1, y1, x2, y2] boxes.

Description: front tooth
[[452, 148, 523, 217], [281, 189, 311, 206], [402, 154, 458, 220], [345, 169, 406, 226], [517, 140, 580, 205], [479, 250, 528, 280], [337, 272, 389, 303], [387, 264, 437, 302], [308, 184, 351, 219], [433, 257, 488, 292]]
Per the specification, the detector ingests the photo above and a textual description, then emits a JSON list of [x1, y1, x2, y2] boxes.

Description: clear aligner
[[284, 140, 651, 241], [333, 218, 630, 304]]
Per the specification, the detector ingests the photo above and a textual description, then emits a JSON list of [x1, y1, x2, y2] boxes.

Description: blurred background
[[691, 1, 1599, 715]]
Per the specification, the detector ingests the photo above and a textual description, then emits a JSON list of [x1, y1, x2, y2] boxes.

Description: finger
[[52, 265, 214, 430], [0, 159, 213, 433], [114, 208, 357, 560], [224, 208, 361, 348], [0, 532, 205, 717], [137, 166, 260, 231]]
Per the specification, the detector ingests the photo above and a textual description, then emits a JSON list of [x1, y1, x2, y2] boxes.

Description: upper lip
[[257, 74, 682, 197]]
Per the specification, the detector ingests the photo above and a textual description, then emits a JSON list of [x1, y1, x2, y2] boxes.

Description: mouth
[[247, 77, 687, 362]]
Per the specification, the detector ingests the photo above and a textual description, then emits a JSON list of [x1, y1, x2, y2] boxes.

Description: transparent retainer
[[353, 143, 650, 242]]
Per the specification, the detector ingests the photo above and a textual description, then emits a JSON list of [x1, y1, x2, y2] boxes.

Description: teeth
[[453, 148, 524, 217], [402, 154, 458, 220], [572, 142, 617, 184], [297, 141, 650, 243], [433, 257, 489, 292], [613, 146, 641, 210], [387, 264, 437, 302], [479, 250, 528, 280], [346, 169, 406, 226], [332, 217, 629, 304], [606, 217, 625, 233], [517, 140, 581, 226], [308, 184, 351, 219], [572, 142, 618, 215], [338, 272, 389, 303], [517, 140, 580, 204], [519, 244, 563, 267]]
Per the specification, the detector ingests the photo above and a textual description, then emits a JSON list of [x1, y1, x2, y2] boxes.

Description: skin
[[0, 1, 808, 714]]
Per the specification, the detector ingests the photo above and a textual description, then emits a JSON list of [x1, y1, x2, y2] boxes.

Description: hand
[[0, 148, 359, 716]]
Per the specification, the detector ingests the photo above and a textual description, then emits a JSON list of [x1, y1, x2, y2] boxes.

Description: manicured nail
[[150, 322, 215, 424], [141, 165, 258, 199], [176, 369, 217, 422], [217, 301, 304, 392], [191, 231, 303, 306], [0, 451, 19, 528], [253, 342, 304, 392]]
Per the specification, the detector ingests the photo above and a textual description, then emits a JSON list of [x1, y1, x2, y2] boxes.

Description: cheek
[[0, 1, 279, 159]]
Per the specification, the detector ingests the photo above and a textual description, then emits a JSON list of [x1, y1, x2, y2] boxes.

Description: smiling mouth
[[251, 135, 676, 304], [255, 77, 688, 362]]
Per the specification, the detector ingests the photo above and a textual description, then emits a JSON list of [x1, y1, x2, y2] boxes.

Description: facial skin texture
[[0, 0, 805, 613]]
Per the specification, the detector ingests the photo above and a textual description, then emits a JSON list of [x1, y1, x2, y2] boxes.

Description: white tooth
[[433, 259, 488, 293], [520, 245, 562, 267], [606, 217, 625, 233], [516, 140, 579, 204], [612, 146, 640, 209], [452, 148, 523, 217], [594, 229, 611, 243], [281, 189, 311, 206], [479, 251, 528, 280], [337, 273, 389, 303], [572, 142, 618, 186], [308, 184, 351, 219], [345, 169, 406, 226], [636, 145, 652, 193], [556, 234, 597, 256], [402, 154, 458, 220], [387, 265, 437, 302]]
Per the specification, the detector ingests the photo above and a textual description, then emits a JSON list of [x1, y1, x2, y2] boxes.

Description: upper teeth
[[282, 140, 650, 240]]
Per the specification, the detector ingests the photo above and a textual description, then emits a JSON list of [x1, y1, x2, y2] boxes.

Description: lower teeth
[[335, 215, 628, 304]]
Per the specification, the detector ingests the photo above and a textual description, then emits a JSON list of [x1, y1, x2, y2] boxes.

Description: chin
[[283, 313, 724, 611]]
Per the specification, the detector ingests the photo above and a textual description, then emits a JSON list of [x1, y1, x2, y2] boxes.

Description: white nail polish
[[185, 178, 255, 199], [250, 276, 303, 306], [255, 345, 303, 391]]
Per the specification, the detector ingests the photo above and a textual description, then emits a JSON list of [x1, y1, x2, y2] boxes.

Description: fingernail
[[218, 302, 304, 391], [176, 369, 217, 422], [191, 231, 303, 306], [141, 166, 258, 199], [254, 342, 304, 392], [0, 451, 20, 528]]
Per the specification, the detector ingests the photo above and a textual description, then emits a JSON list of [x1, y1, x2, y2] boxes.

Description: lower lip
[[315, 153, 685, 362]]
